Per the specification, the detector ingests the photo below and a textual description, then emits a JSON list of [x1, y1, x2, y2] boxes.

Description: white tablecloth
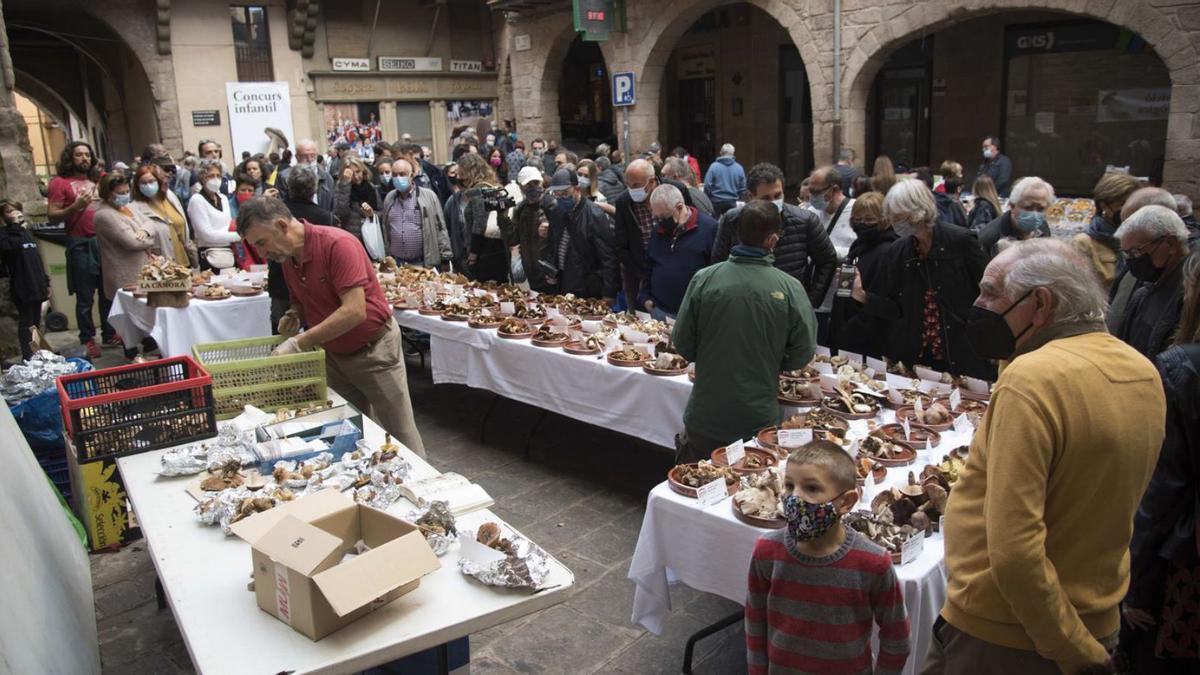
[[396, 310, 691, 448], [108, 289, 272, 358], [116, 392, 575, 675], [628, 412, 976, 675]]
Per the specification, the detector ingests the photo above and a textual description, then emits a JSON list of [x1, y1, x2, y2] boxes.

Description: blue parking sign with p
[[613, 72, 635, 106]]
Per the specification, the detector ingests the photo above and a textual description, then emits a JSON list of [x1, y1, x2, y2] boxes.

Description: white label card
[[866, 357, 888, 375], [900, 531, 925, 565], [952, 414, 973, 435], [813, 361, 834, 375], [913, 396, 925, 418], [913, 365, 944, 383], [547, 307, 561, 319], [948, 388, 962, 413], [777, 428, 812, 448], [815, 345, 831, 357], [902, 416, 912, 440], [819, 373, 840, 391], [635, 310, 652, 322], [839, 350, 864, 364], [963, 376, 991, 396], [500, 301, 515, 314], [886, 372, 917, 390], [695, 478, 728, 507], [725, 439, 746, 466]]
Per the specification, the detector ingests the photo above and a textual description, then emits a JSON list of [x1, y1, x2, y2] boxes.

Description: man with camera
[[541, 169, 619, 302]]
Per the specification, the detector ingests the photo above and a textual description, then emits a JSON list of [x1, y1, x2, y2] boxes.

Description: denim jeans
[[68, 244, 113, 343]]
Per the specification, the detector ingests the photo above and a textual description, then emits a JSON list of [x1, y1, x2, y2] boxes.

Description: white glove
[[277, 310, 301, 336], [271, 337, 302, 356]]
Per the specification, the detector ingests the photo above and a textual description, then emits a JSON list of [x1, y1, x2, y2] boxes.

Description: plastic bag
[[510, 249, 526, 283], [361, 214, 386, 261], [9, 357, 92, 452]]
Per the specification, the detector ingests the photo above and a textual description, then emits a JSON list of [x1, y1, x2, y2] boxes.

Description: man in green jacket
[[672, 200, 818, 462]]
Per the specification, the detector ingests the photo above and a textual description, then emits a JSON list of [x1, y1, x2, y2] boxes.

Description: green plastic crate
[[192, 336, 327, 420]]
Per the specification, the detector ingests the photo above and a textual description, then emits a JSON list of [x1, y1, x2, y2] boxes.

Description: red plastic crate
[[56, 356, 217, 460]]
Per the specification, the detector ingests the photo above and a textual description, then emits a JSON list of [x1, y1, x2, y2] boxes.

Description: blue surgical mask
[[113, 194, 132, 208], [1015, 210, 1045, 233], [139, 182, 159, 198], [629, 187, 647, 203], [577, 176, 591, 189], [393, 176, 411, 192], [809, 193, 827, 211]]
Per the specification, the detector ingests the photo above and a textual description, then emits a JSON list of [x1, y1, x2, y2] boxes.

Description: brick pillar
[[0, 0, 41, 210]]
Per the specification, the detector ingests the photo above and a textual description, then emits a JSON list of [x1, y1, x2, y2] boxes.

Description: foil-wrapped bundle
[[409, 501, 457, 557], [160, 444, 210, 476], [1, 351, 82, 403], [195, 487, 250, 527], [459, 534, 552, 590], [353, 483, 402, 509]]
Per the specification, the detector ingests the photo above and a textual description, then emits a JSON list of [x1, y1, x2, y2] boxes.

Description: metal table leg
[[682, 609, 743, 674]]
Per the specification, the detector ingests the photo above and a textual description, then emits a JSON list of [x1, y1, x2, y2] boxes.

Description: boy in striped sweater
[[746, 440, 910, 674]]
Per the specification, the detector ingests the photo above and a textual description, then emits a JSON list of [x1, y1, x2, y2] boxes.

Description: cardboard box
[[230, 489, 440, 640], [65, 436, 141, 551]]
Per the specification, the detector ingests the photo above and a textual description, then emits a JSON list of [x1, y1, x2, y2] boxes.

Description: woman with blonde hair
[[1071, 172, 1142, 291], [968, 175, 1002, 231], [871, 155, 897, 195], [575, 159, 616, 216], [334, 155, 381, 241], [835, 191, 898, 357]]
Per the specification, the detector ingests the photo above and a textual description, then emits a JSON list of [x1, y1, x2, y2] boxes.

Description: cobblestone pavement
[[90, 351, 748, 674]]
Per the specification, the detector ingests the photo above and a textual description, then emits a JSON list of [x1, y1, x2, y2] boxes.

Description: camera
[[480, 186, 516, 212]]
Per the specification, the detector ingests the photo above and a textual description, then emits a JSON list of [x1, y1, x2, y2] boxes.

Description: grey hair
[[662, 157, 694, 185], [650, 184, 684, 211], [595, 143, 611, 157], [998, 238, 1107, 326], [719, 143, 735, 157], [883, 179, 937, 225], [236, 196, 292, 237], [837, 147, 856, 162], [595, 156, 612, 170], [1009, 176, 1056, 207], [295, 139, 317, 153], [285, 163, 318, 201], [197, 158, 224, 178], [1116, 205, 1190, 246], [1174, 194, 1193, 217]]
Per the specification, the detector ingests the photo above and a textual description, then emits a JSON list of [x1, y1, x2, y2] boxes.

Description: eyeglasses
[[1122, 235, 1166, 259]]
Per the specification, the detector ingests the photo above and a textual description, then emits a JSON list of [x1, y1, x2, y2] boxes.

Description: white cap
[[517, 166, 543, 186]]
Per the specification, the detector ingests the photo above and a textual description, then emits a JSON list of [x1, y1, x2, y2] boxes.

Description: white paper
[[900, 531, 925, 565], [776, 428, 811, 449], [249, 264, 269, 273], [695, 478, 728, 507], [948, 388, 962, 413], [963, 376, 990, 396], [952, 414, 973, 435], [547, 306, 561, 319], [913, 397, 925, 418], [819, 374, 840, 391], [902, 416, 912, 440], [815, 345, 831, 357], [725, 439, 746, 466], [500, 301, 515, 314], [925, 382, 953, 395], [813, 361, 834, 375], [839, 350, 864, 364], [866, 357, 888, 374], [886, 372, 918, 390], [635, 310, 652, 322], [458, 533, 508, 565], [581, 320, 601, 333], [913, 365, 944, 383]]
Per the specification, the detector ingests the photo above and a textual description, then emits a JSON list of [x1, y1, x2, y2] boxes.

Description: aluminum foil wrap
[[425, 533, 454, 557], [195, 487, 249, 527], [353, 483, 402, 509], [1, 351, 82, 403], [458, 534, 552, 590], [160, 445, 210, 476], [406, 501, 457, 557]]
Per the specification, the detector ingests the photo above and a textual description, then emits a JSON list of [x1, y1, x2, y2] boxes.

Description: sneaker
[[103, 334, 123, 347], [85, 340, 102, 359]]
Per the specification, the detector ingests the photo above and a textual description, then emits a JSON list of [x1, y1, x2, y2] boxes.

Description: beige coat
[[93, 203, 159, 298], [130, 189, 199, 268], [1070, 232, 1119, 290]]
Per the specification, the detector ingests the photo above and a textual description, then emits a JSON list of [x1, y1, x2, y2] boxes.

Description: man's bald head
[[626, 159, 654, 184], [1121, 187, 1178, 222], [295, 139, 318, 165]]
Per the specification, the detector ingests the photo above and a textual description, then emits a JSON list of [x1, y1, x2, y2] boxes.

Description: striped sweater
[[746, 527, 910, 674]]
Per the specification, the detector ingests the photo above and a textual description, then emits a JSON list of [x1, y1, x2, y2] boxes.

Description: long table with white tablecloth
[[108, 289, 272, 358]]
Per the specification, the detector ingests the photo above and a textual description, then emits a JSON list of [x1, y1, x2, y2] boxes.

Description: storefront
[[310, 72, 498, 165]]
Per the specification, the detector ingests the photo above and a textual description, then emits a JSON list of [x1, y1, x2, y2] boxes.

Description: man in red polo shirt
[[236, 196, 425, 456]]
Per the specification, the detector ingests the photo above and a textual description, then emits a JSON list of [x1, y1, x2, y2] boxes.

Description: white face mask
[[204, 178, 222, 193], [629, 187, 648, 203], [983, 148, 995, 160], [379, 172, 392, 182], [893, 219, 918, 238], [773, 198, 784, 212]]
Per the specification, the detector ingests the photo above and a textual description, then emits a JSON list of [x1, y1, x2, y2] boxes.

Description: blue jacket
[[704, 156, 746, 203], [638, 207, 718, 314]]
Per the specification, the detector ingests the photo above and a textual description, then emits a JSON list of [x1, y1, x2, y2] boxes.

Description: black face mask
[[966, 289, 1035, 361], [525, 187, 544, 202], [1127, 251, 1164, 283]]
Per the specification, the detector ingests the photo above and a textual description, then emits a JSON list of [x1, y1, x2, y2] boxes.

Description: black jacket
[[0, 223, 49, 304], [514, 194, 557, 293], [443, 191, 470, 270], [1117, 257, 1186, 360], [978, 210, 1051, 259], [333, 181, 380, 240], [420, 159, 451, 206], [967, 198, 999, 231], [597, 168, 626, 205], [1127, 344, 1200, 612], [934, 191, 967, 228], [863, 223, 995, 379], [975, 153, 1013, 197], [835, 227, 899, 357], [711, 203, 838, 308], [546, 198, 620, 299], [277, 166, 335, 212], [612, 179, 693, 278]]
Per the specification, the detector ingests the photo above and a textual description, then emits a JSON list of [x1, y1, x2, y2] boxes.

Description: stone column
[[430, 100, 449, 165], [0, 0, 42, 210]]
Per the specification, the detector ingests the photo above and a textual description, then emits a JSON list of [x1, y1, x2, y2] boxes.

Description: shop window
[[396, 102, 434, 149], [1003, 20, 1169, 195], [230, 6, 274, 82]]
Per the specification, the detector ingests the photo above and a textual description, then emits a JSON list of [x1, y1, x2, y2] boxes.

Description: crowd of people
[[2, 124, 1197, 673]]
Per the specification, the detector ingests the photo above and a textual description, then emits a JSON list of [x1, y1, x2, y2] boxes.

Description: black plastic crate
[[57, 356, 217, 460]]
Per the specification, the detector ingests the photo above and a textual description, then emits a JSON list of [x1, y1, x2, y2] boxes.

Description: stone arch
[[510, 13, 619, 146], [612, 0, 828, 157], [840, 0, 1200, 194]]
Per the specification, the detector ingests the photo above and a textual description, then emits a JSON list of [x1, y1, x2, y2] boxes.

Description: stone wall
[[504, 0, 1200, 198]]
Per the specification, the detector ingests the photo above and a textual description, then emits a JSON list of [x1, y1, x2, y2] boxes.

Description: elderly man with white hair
[[922, 237, 1165, 675], [638, 184, 718, 320], [703, 143, 747, 218], [276, 139, 335, 210], [855, 179, 992, 378], [612, 158, 695, 307], [978, 176, 1054, 258], [1114, 204, 1192, 358], [1107, 188, 1181, 333]]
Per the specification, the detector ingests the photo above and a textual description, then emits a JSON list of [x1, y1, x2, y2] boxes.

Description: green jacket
[[672, 248, 817, 442]]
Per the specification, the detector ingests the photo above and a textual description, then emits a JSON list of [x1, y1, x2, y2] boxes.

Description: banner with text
[[225, 81, 295, 159]]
